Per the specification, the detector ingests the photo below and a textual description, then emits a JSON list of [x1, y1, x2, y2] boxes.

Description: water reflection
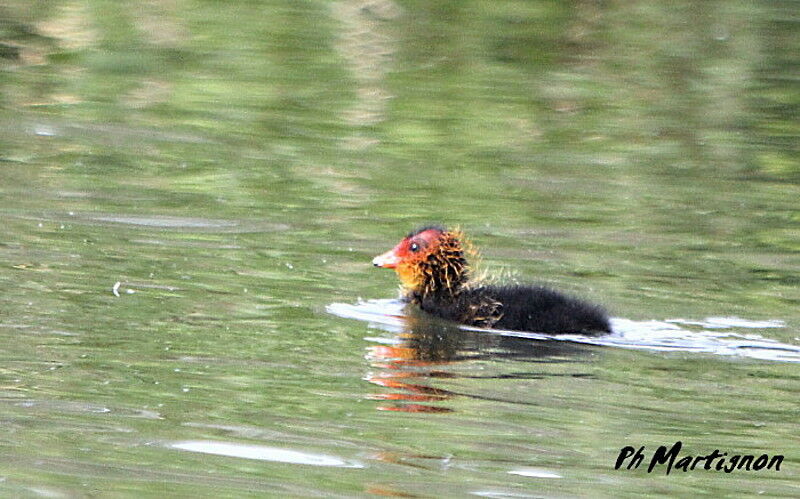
[[333, 0, 401, 139], [364, 309, 596, 413]]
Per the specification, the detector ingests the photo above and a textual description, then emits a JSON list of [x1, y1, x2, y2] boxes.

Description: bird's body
[[373, 226, 611, 335]]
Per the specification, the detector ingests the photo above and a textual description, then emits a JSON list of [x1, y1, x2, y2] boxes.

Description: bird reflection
[[364, 308, 598, 413]]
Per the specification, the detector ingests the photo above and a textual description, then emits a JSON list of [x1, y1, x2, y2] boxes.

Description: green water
[[1, 0, 799, 496]]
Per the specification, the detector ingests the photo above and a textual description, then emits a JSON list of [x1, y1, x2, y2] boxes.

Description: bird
[[372, 225, 611, 335]]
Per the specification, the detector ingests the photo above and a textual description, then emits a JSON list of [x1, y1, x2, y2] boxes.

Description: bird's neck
[[409, 251, 469, 301]]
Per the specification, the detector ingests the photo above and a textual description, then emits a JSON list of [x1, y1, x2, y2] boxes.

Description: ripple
[[92, 215, 233, 228], [170, 440, 364, 468], [8, 399, 163, 419], [666, 317, 786, 329], [507, 468, 562, 478], [12, 212, 289, 234], [328, 299, 800, 363]]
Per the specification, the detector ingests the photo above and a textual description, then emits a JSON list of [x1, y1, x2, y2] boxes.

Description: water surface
[[1, 1, 799, 496]]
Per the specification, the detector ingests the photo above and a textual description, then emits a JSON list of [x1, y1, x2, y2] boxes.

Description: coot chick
[[372, 225, 611, 335]]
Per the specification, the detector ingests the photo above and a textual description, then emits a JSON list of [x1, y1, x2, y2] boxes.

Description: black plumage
[[416, 284, 610, 335]]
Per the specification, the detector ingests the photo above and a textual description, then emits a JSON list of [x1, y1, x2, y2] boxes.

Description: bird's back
[[480, 284, 610, 334]]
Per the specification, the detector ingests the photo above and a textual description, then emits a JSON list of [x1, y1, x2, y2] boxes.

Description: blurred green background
[[0, 0, 798, 496]]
